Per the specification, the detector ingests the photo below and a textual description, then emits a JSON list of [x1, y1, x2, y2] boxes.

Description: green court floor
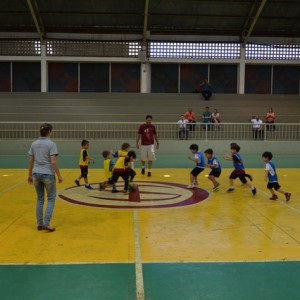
[[1, 262, 300, 300]]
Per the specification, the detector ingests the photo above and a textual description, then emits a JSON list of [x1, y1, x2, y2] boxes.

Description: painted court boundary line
[[257, 187, 300, 215], [2, 259, 300, 266], [133, 209, 145, 300]]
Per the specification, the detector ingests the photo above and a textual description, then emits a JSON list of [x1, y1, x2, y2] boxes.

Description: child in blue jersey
[[204, 148, 221, 191], [262, 152, 291, 201], [187, 144, 205, 189], [224, 143, 256, 195]]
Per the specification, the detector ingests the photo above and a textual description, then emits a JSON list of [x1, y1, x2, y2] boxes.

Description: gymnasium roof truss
[[0, 0, 300, 44], [26, 0, 45, 44], [241, 0, 268, 46]]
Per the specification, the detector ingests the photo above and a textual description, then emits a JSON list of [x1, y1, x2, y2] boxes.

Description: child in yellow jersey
[[118, 143, 136, 182], [75, 139, 94, 189], [100, 150, 117, 192], [112, 150, 137, 194]]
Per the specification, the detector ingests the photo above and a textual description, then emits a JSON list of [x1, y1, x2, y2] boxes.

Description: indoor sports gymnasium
[[1, 1, 300, 300]]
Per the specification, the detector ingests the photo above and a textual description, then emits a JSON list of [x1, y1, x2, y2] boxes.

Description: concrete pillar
[[238, 46, 246, 94], [41, 44, 47, 92], [141, 62, 150, 93]]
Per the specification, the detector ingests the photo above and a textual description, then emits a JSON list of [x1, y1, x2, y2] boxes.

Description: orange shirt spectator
[[184, 108, 196, 131]]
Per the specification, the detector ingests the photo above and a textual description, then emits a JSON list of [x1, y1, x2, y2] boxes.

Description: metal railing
[[0, 122, 299, 141]]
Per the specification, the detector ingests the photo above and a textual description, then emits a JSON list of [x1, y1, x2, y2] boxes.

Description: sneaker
[[269, 194, 278, 200], [252, 187, 257, 195], [112, 189, 120, 193], [187, 184, 195, 189], [85, 184, 94, 190], [37, 225, 43, 231], [285, 193, 291, 202], [75, 179, 80, 186], [147, 171, 151, 177], [212, 186, 219, 192], [42, 225, 55, 232], [227, 188, 235, 192], [141, 168, 145, 175]]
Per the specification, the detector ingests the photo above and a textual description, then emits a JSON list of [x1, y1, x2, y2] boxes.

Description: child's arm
[[264, 170, 269, 182], [205, 160, 219, 168], [82, 150, 94, 164], [188, 156, 200, 163], [109, 160, 115, 172], [86, 156, 95, 164], [223, 150, 232, 160]]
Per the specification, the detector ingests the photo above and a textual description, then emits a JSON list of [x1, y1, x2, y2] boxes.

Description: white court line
[[257, 187, 300, 215], [134, 209, 145, 300], [0, 180, 26, 196]]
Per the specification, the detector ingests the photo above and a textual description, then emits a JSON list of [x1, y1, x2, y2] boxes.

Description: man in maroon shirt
[[136, 115, 159, 177]]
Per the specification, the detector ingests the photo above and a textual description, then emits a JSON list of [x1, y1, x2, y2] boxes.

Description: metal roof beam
[[241, 0, 268, 46], [26, 0, 46, 44], [142, 0, 150, 46]]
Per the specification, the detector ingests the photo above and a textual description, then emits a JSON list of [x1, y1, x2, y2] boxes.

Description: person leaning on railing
[[266, 107, 276, 131], [184, 107, 196, 132], [250, 115, 264, 140]]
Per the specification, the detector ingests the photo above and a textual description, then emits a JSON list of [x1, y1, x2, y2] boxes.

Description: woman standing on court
[[28, 123, 63, 232]]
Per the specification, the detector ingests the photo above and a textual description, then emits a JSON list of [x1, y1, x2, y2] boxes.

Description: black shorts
[[191, 167, 205, 177], [229, 170, 247, 184], [80, 166, 88, 178], [209, 170, 221, 178], [267, 182, 281, 190]]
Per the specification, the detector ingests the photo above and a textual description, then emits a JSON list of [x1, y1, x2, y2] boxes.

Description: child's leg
[[277, 188, 286, 195], [209, 175, 219, 187], [120, 173, 129, 193], [128, 169, 136, 182], [190, 173, 196, 184], [111, 173, 120, 192], [240, 175, 256, 195], [269, 187, 276, 195], [277, 188, 291, 201]]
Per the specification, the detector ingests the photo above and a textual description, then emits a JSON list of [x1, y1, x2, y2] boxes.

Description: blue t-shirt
[[265, 161, 278, 182], [232, 153, 245, 171], [28, 137, 59, 175], [195, 151, 205, 168], [208, 156, 221, 172]]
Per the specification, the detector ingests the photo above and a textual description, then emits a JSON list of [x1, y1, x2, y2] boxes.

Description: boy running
[[204, 148, 221, 191], [187, 144, 205, 189], [262, 151, 291, 201], [224, 143, 256, 195]]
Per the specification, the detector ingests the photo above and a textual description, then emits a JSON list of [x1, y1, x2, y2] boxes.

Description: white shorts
[[140, 145, 156, 161]]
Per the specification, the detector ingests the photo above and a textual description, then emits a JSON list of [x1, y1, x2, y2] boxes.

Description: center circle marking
[[58, 181, 210, 209]]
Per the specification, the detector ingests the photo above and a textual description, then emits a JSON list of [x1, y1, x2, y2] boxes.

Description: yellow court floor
[[0, 168, 299, 264]]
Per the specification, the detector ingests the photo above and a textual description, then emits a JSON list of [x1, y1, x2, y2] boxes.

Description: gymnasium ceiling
[[0, 0, 300, 43]]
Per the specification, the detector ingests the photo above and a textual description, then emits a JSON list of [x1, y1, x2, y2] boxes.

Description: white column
[[238, 46, 246, 94], [140, 62, 150, 93], [41, 44, 47, 92]]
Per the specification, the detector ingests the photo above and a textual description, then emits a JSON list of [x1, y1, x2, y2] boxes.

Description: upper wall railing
[[0, 122, 299, 142]]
